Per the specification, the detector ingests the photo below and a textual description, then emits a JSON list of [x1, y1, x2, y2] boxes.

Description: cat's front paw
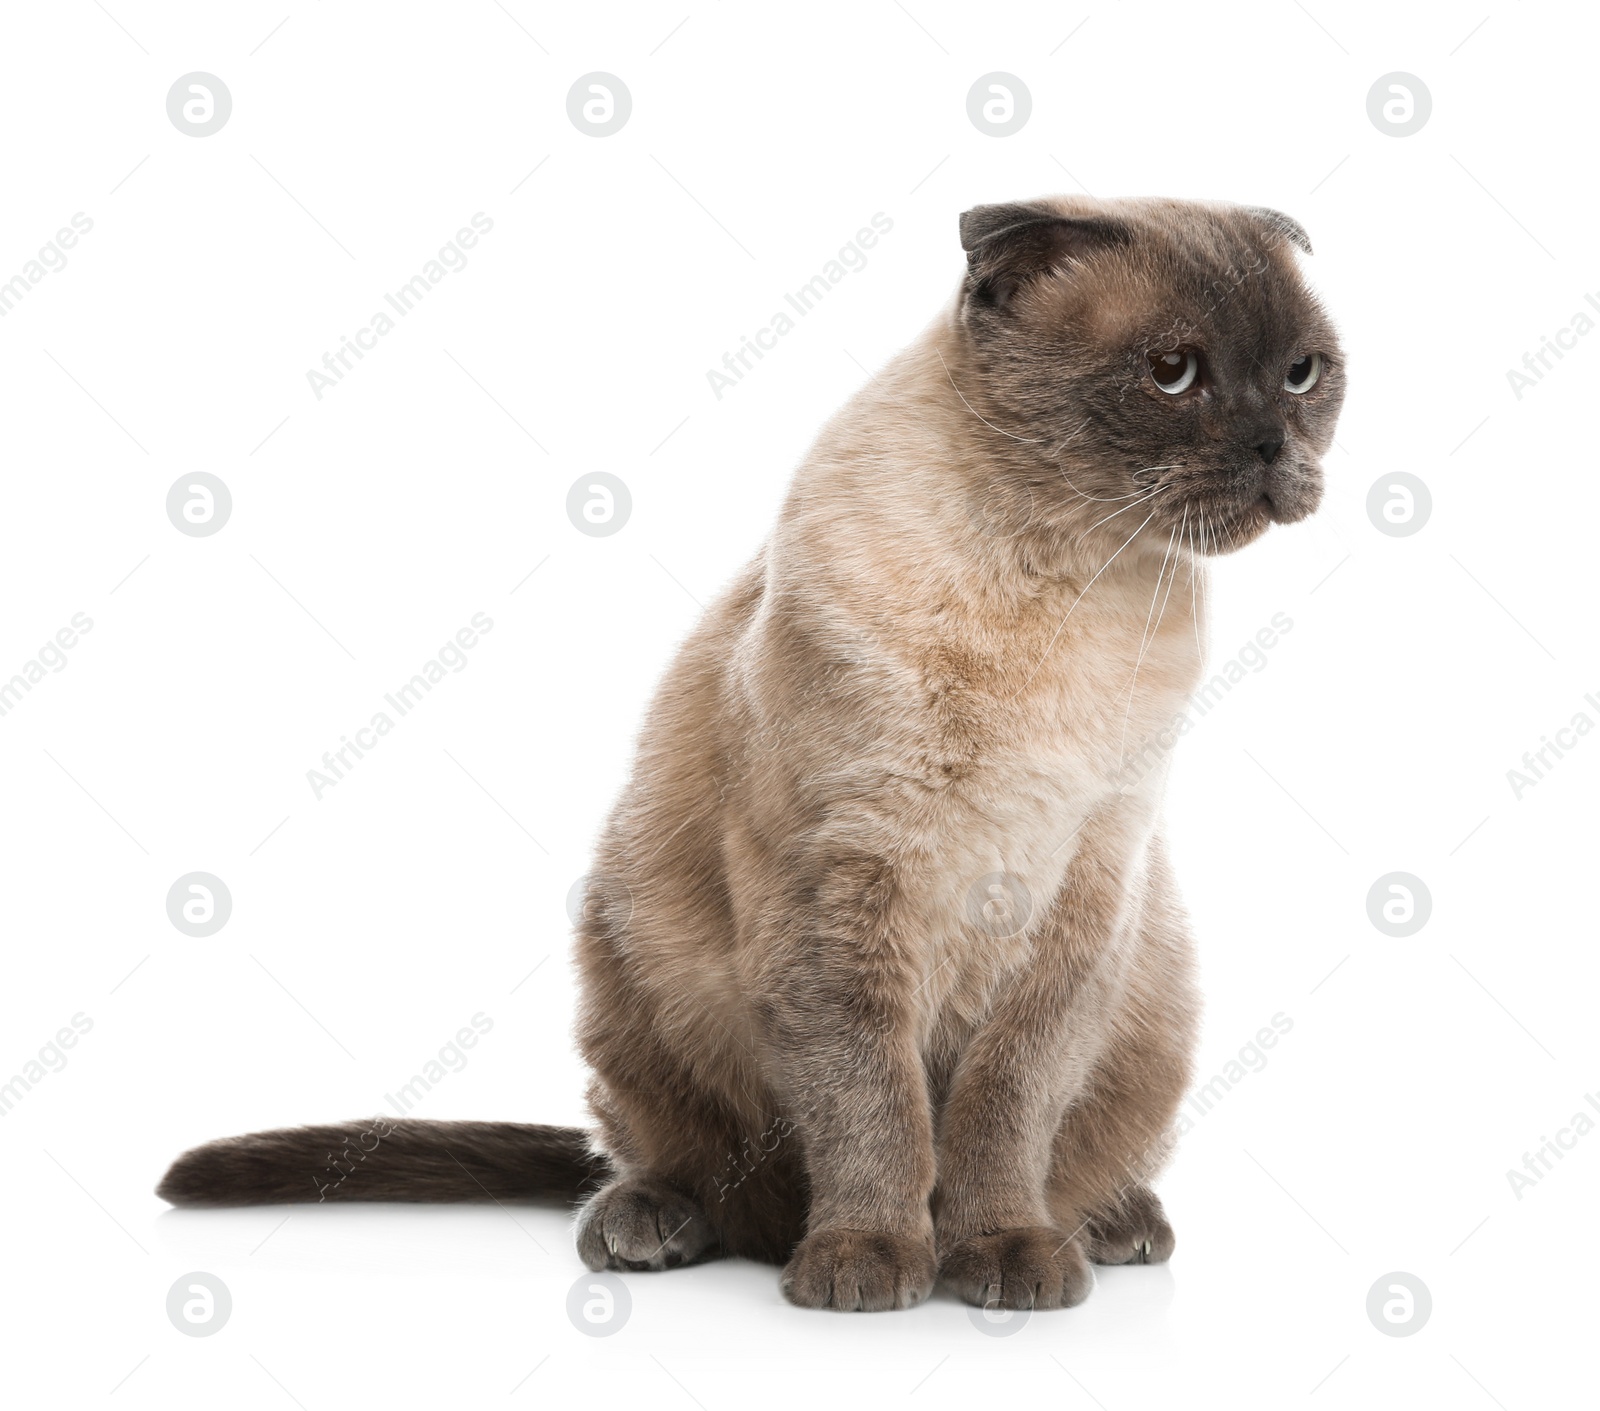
[[939, 1227, 1094, 1310], [1085, 1184, 1176, 1265], [780, 1228, 937, 1311], [576, 1176, 714, 1272]]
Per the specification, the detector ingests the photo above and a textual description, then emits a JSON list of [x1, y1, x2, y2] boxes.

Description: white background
[[2, 2, 1595, 1406]]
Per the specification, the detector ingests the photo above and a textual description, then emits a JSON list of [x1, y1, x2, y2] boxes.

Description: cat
[[159, 194, 1345, 1312]]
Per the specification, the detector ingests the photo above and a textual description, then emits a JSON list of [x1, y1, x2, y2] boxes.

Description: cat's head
[[953, 195, 1344, 557]]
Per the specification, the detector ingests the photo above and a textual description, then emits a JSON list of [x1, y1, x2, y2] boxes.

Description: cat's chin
[[1192, 480, 1322, 554], [1193, 500, 1274, 555]]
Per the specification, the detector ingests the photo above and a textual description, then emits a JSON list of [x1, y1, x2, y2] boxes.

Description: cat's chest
[[901, 611, 1196, 1020], [915, 701, 1164, 923], [921, 595, 1201, 800]]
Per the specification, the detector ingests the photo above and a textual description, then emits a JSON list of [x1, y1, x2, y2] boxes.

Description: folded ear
[[959, 201, 1130, 307], [1242, 205, 1312, 255]]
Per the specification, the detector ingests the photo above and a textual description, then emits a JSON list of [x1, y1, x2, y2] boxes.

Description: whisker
[[1053, 417, 1093, 453], [1118, 518, 1181, 756], [1084, 486, 1161, 535], [932, 347, 1044, 444], [1189, 510, 1204, 662], [1135, 525, 1180, 666], [1056, 463, 1148, 503], [1053, 430, 1151, 505], [1154, 507, 1185, 629], [1007, 505, 1160, 701]]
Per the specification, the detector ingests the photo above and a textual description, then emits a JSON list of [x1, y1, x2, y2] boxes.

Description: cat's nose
[[1254, 435, 1284, 465]]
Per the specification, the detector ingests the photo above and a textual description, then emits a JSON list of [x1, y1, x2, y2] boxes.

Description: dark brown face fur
[[956, 196, 1345, 557]]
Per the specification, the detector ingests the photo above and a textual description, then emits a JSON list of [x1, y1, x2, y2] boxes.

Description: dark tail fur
[[157, 1119, 612, 1207]]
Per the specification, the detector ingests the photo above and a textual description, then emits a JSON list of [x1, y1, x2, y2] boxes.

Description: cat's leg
[[1082, 1184, 1176, 1265], [572, 958, 729, 1275], [932, 945, 1099, 1311], [576, 1174, 717, 1272], [759, 855, 939, 1311], [573, 1069, 719, 1273], [1047, 1033, 1190, 1267], [574, 1077, 812, 1273], [575, 910, 808, 1272], [1048, 843, 1197, 1267], [933, 819, 1161, 1311]]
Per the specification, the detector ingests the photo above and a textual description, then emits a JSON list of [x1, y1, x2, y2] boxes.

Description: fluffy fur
[[161, 194, 1344, 1313]]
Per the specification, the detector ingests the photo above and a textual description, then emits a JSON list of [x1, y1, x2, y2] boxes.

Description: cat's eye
[[1149, 348, 1200, 395], [1284, 353, 1322, 394]]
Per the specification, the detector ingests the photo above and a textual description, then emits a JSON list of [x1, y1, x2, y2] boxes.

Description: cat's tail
[[157, 1119, 612, 1207]]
